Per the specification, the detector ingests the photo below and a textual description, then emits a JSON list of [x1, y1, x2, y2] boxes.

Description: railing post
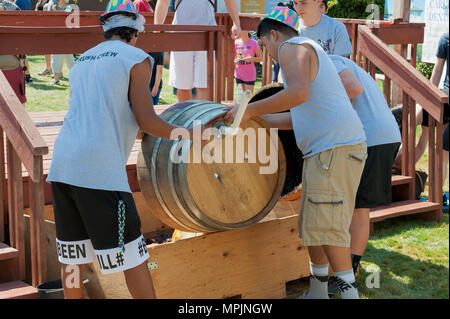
[[29, 155, 47, 286], [383, 76, 391, 107], [6, 140, 25, 281], [207, 31, 215, 101], [215, 29, 223, 103], [408, 97, 416, 200], [401, 93, 409, 178], [428, 117, 436, 203], [0, 128, 5, 243], [226, 16, 234, 101], [435, 121, 443, 218]]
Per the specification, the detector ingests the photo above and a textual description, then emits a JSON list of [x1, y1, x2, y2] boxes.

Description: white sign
[[422, 0, 449, 64], [216, 0, 284, 13]]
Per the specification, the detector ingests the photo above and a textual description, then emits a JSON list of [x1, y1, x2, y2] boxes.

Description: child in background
[[294, 0, 352, 57], [234, 31, 263, 96]]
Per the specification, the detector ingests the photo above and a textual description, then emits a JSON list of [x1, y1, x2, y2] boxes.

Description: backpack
[[174, 0, 217, 12]]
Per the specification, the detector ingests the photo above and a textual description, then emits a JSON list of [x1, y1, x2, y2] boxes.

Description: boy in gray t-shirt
[[294, 0, 352, 56], [328, 55, 401, 295]]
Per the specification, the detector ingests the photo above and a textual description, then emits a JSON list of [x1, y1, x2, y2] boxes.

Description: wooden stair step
[[0, 281, 39, 299], [0, 242, 19, 261], [370, 200, 441, 223], [391, 175, 413, 186]]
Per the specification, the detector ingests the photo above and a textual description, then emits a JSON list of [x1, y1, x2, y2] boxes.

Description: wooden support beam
[[392, 0, 411, 106], [0, 129, 5, 243]]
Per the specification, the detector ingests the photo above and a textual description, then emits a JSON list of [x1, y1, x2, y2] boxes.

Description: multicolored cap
[[265, 6, 300, 32], [100, 0, 141, 22]]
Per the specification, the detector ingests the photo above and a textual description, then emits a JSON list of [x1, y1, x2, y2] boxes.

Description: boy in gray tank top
[[47, 0, 201, 299], [224, 7, 367, 299]]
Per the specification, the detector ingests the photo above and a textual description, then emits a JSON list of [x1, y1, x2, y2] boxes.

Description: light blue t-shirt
[[279, 37, 366, 158], [330, 55, 401, 147], [47, 40, 152, 193], [299, 14, 352, 56]]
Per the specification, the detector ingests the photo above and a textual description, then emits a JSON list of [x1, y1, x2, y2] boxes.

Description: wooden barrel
[[137, 100, 286, 233], [249, 84, 304, 201]]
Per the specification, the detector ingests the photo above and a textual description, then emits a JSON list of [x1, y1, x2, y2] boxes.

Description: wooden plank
[[383, 75, 391, 107], [358, 26, 448, 122], [0, 29, 224, 55], [428, 117, 436, 203], [0, 281, 38, 299], [29, 160, 47, 287], [0, 79, 48, 183], [0, 129, 5, 242], [7, 141, 25, 280], [393, 0, 411, 23], [25, 200, 309, 299], [370, 200, 441, 222], [408, 97, 416, 200], [6, 141, 16, 249], [435, 122, 443, 214], [87, 214, 309, 299], [391, 175, 413, 186], [401, 94, 409, 177], [351, 23, 358, 61], [0, 242, 19, 261], [370, 60, 376, 79], [208, 31, 215, 101]]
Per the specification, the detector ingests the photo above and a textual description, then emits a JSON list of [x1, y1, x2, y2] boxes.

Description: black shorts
[[51, 182, 149, 274], [422, 103, 450, 127], [355, 142, 400, 209], [235, 78, 255, 86]]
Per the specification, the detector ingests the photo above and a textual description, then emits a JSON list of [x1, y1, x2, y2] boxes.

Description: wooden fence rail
[[0, 71, 48, 287], [358, 25, 448, 220]]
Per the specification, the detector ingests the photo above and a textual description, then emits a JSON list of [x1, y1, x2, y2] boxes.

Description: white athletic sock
[[334, 269, 359, 299], [306, 262, 329, 299]]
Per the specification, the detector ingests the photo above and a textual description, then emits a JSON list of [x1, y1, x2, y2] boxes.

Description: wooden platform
[[26, 108, 169, 180]]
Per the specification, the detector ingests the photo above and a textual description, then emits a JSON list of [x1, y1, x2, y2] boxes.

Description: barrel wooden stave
[[137, 100, 286, 233]]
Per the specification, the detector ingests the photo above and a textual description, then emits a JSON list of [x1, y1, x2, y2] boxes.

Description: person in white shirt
[[154, 0, 242, 102]]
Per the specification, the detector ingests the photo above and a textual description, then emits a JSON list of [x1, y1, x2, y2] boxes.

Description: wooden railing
[[358, 25, 448, 220], [0, 72, 48, 287], [0, 11, 426, 100]]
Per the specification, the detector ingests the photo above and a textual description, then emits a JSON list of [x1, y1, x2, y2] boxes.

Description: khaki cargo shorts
[[298, 142, 367, 247]]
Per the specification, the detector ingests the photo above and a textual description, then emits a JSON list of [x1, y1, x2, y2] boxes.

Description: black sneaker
[[24, 74, 33, 84], [328, 276, 340, 297]]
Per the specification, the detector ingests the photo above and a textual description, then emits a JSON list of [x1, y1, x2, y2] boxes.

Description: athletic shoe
[[38, 69, 52, 76]]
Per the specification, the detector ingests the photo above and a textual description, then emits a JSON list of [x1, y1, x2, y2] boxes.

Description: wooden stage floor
[[25, 105, 171, 180]]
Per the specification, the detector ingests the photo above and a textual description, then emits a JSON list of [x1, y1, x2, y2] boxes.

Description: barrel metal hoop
[[150, 101, 213, 231], [168, 106, 227, 231], [178, 117, 285, 230]]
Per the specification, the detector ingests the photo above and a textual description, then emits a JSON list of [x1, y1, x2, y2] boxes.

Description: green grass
[[357, 214, 449, 299], [24, 55, 262, 111]]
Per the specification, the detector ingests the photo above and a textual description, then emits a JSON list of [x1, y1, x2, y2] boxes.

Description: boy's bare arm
[[154, 0, 170, 25], [224, 44, 313, 124], [250, 44, 312, 115], [224, 0, 242, 38], [338, 69, 363, 100], [430, 57, 445, 88], [130, 59, 180, 139], [259, 113, 293, 130]]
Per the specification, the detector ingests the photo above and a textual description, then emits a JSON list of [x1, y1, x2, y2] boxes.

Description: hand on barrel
[[186, 123, 207, 142], [223, 103, 252, 127]]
